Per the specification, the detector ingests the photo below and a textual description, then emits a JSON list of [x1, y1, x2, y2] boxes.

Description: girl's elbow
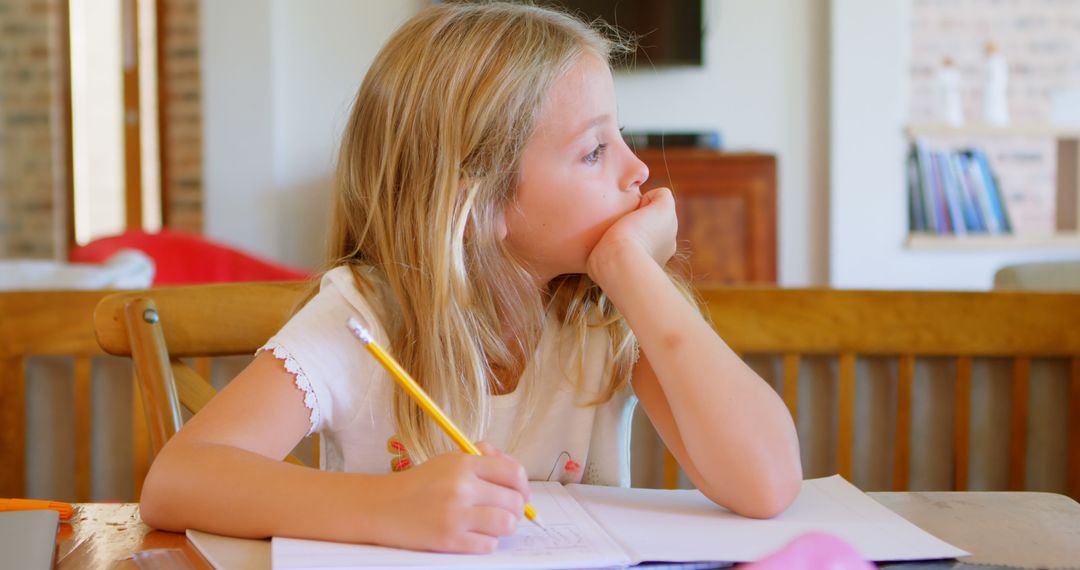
[[747, 475, 801, 519], [705, 465, 802, 519], [138, 463, 182, 532]]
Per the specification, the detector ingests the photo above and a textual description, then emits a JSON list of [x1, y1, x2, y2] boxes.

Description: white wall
[[202, 0, 830, 284], [201, 0, 276, 262], [830, 0, 1080, 290], [616, 0, 831, 286], [201, 0, 424, 268]]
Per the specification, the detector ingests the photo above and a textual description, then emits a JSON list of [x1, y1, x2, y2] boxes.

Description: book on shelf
[[907, 141, 1012, 235]]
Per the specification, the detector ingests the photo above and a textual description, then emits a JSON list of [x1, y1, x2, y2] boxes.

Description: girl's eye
[[584, 143, 607, 165]]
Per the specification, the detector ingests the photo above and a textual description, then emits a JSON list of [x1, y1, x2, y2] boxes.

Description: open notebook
[[260, 475, 968, 569]]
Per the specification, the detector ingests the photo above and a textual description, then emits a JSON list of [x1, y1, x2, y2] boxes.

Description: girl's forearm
[[140, 438, 388, 543], [590, 241, 801, 504]]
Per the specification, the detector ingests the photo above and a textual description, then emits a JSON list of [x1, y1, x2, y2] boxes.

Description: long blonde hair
[[326, 1, 683, 462]]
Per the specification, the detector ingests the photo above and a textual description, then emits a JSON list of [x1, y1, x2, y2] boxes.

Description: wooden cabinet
[[635, 149, 777, 285]]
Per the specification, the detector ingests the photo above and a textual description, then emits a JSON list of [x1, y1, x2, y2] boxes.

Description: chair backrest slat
[[837, 352, 857, 481], [1070, 356, 1080, 500], [194, 357, 212, 384], [73, 356, 93, 502], [953, 356, 972, 491], [0, 356, 27, 497], [893, 354, 915, 491], [782, 353, 800, 423], [131, 378, 150, 499], [171, 361, 219, 413], [125, 297, 184, 453], [1009, 356, 1031, 491]]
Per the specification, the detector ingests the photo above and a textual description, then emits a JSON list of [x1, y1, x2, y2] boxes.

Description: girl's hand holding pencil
[[370, 443, 533, 554], [347, 318, 542, 554]]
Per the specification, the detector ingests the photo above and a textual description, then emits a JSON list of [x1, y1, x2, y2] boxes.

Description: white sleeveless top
[[259, 266, 636, 486]]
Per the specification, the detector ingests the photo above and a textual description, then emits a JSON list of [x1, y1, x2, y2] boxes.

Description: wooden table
[[57, 504, 211, 569], [57, 493, 1080, 569]]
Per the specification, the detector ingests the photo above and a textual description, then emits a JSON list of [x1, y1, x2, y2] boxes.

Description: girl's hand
[[369, 442, 530, 554], [587, 187, 677, 282]]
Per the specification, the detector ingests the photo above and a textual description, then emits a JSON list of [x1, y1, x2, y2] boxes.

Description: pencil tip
[[529, 514, 546, 529]]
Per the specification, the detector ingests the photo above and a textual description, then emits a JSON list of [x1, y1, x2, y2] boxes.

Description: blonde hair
[[326, 1, 688, 462]]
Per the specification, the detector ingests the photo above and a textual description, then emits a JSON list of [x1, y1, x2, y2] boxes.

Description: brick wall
[[0, 0, 66, 259], [0, 0, 202, 260], [159, 0, 202, 234], [910, 0, 1080, 233]]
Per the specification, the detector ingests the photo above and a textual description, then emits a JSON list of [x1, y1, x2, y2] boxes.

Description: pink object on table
[[737, 532, 874, 570], [70, 230, 310, 285]]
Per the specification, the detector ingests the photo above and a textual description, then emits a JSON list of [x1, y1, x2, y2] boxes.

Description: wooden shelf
[[905, 123, 1080, 241], [906, 232, 1080, 250], [635, 149, 776, 285], [906, 124, 1080, 138]]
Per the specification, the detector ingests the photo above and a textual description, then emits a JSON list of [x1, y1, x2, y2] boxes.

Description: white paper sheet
[[269, 475, 969, 569], [567, 474, 970, 564], [272, 481, 630, 569]]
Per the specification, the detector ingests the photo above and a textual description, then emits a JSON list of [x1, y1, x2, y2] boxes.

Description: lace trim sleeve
[[259, 341, 321, 437]]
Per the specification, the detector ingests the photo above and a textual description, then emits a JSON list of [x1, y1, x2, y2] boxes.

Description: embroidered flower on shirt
[[387, 435, 412, 472], [564, 459, 581, 474], [546, 451, 583, 484]]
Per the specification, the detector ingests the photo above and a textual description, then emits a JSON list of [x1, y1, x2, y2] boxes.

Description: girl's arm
[[587, 188, 802, 519], [139, 351, 530, 553]]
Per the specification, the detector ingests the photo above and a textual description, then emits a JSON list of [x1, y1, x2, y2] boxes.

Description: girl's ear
[[496, 212, 509, 241]]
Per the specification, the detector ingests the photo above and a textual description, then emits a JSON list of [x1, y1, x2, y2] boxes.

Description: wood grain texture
[[94, 283, 313, 466], [1070, 357, 1080, 501], [74, 357, 93, 502], [894, 354, 914, 491], [700, 288, 1080, 356], [132, 377, 149, 499], [56, 494, 1080, 569], [699, 287, 1080, 499], [1009, 357, 1031, 491], [954, 357, 972, 491], [0, 290, 112, 497], [56, 504, 212, 569], [0, 290, 112, 358], [635, 150, 776, 285], [782, 353, 800, 423], [662, 450, 680, 490], [837, 353, 856, 481], [125, 298, 183, 453], [0, 356, 26, 497], [94, 281, 309, 357]]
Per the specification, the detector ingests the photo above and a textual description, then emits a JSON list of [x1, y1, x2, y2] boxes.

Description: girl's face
[[504, 53, 649, 284]]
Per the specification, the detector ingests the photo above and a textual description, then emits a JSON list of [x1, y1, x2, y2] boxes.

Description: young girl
[[139, 1, 801, 554]]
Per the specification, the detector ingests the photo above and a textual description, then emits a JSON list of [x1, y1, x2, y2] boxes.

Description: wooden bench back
[[694, 287, 1080, 499], [0, 290, 113, 499]]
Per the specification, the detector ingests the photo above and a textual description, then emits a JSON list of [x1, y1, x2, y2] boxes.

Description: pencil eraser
[[346, 317, 374, 344]]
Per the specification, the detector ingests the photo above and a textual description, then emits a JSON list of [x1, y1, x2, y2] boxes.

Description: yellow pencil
[[346, 317, 544, 528]]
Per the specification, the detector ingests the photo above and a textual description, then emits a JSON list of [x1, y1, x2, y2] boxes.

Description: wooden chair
[[0, 290, 115, 499], [93, 281, 316, 483], [661, 287, 1080, 500]]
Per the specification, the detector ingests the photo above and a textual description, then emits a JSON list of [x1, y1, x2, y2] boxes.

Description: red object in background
[[70, 230, 311, 285]]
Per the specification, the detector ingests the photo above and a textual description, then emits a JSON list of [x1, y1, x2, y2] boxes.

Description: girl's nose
[[623, 154, 649, 192]]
